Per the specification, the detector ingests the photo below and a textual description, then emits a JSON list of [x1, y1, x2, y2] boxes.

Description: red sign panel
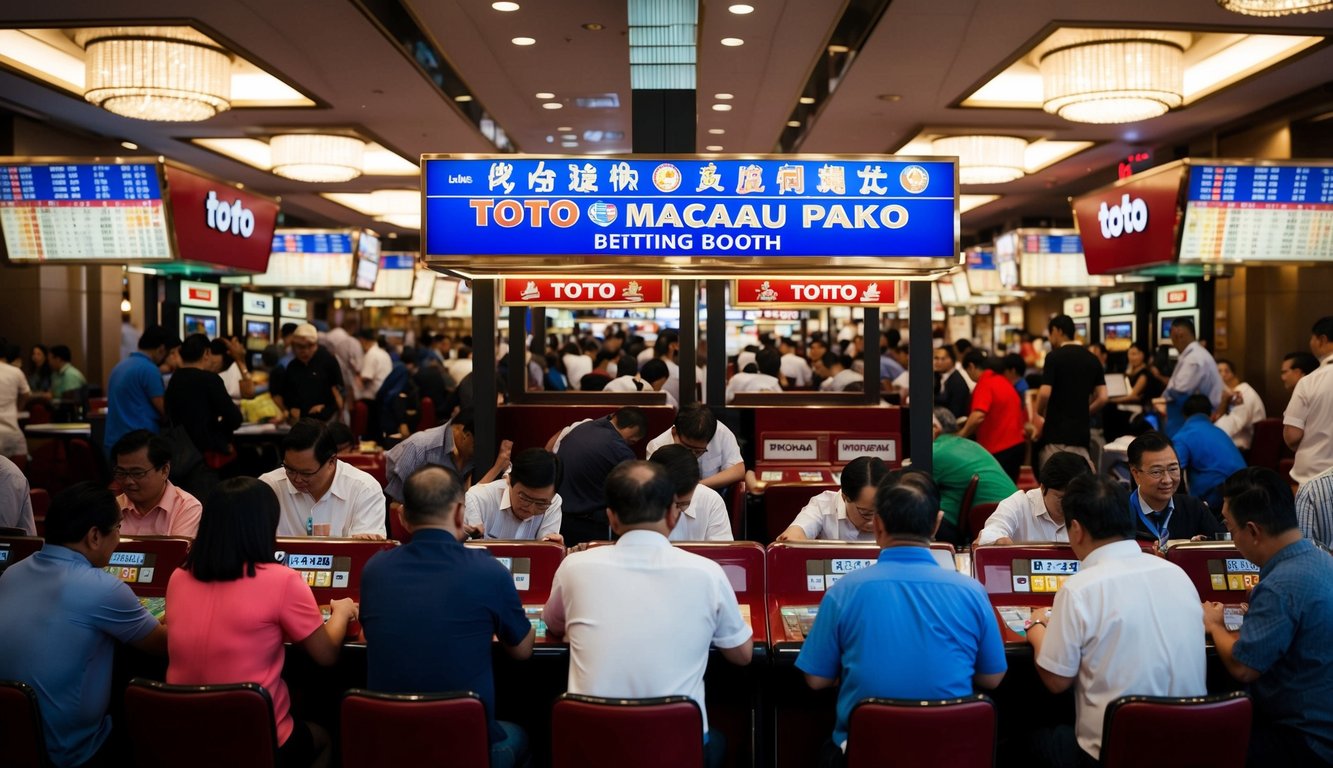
[[732, 278, 896, 307], [1070, 162, 1186, 275], [165, 166, 280, 274], [500, 278, 668, 307]]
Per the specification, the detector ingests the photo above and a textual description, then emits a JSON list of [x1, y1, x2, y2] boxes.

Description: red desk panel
[[108, 536, 191, 599], [275, 537, 397, 604], [0, 535, 44, 573], [1165, 542, 1260, 604], [676, 541, 768, 647]]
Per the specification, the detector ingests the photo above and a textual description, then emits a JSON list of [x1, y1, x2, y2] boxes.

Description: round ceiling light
[[721, 37, 745, 47], [270, 134, 365, 183], [1039, 33, 1189, 124], [931, 135, 1027, 185], [77, 27, 232, 122]]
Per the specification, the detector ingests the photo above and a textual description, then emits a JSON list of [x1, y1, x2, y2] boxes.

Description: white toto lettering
[[553, 282, 617, 300], [205, 190, 256, 238], [1097, 193, 1148, 239]]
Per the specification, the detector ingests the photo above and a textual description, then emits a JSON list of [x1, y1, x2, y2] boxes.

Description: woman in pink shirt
[[166, 477, 357, 768]]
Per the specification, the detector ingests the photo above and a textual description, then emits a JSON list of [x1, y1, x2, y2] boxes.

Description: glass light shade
[[370, 190, 421, 229], [932, 135, 1027, 184], [1217, 0, 1331, 14], [270, 134, 365, 183], [78, 27, 232, 122], [1040, 39, 1185, 124]]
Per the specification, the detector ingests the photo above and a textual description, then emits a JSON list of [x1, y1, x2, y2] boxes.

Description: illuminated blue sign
[[422, 156, 957, 262]]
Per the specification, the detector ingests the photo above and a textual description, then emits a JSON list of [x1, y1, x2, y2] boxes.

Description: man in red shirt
[[958, 351, 1026, 482]]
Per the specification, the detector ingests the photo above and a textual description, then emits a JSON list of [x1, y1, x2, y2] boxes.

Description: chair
[[1100, 692, 1251, 768], [956, 474, 980, 533], [846, 694, 996, 768], [387, 501, 412, 544], [25, 401, 52, 425], [1247, 418, 1285, 472], [419, 396, 438, 430], [123, 678, 279, 768], [29, 489, 50, 521], [351, 400, 370, 440], [967, 502, 999, 541], [341, 452, 387, 488], [341, 689, 488, 768], [0, 679, 50, 768], [551, 693, 704, 768]]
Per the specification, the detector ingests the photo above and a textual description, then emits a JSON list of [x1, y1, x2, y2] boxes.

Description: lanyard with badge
[[1132, 490, 1172, 549]]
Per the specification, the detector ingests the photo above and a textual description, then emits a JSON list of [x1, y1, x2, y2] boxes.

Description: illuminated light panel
[[708, 128, 725, 134], [192, 138, 418, 176], [492, 2, 521, 10], [711, 103, 732, 111], [535, 92, 555, 99], [721, 37, 745, 47], [960, 195, 1001, 214], [542, 102, 564, 110], [512, 37, 536, 46], [899, 134, 1095, 176], [728, 4, 755, 13]]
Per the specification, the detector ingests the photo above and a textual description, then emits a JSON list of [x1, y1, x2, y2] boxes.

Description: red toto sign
[[501, 278, 668, 307], [1070, 162, 1186, 275], [733, 278, 897, 307]]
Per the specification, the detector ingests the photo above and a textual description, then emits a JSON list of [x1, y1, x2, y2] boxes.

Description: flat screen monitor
[[253, 229, 356, 288], [1073, 320, 1089, 342], [1179, 161, 1333, 265], [181, 309, 220, 339], [243, 316, 274, 351], [0, 157, 174, 264], [353, 230, 381, 291], [433, 278, 460, 310], [1100, 315, 1136, 352], [1159, 308, 1200, 343]]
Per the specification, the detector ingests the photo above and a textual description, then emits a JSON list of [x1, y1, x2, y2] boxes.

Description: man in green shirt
[[48, 345, 88, 401], [931, 407, 1019, 546]]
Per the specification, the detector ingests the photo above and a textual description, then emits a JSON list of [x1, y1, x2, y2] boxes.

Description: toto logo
[[205, 190, 257, 238], [1097, 193, 1149, 239]]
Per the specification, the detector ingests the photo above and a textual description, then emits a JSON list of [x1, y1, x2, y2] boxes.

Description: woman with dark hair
[[165, 477, 356, 768], [777, 456, 889, 542], [27, 344, 52, 392]]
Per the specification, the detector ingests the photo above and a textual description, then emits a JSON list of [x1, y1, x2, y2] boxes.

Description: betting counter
[[1166, 541, 1259, 632], [105, 536, 191, 621], [0, 534, 43, 574], [464, 540, 567, 656]]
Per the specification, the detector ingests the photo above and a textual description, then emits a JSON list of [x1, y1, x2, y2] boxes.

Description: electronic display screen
[[1008, 557, 1079, 594], [182, 311, 218, 338], [0, 160, 173, 263], [253, 230, 356, 288], [354, 230, 381, 291], [104, 552, 158, 584], [279, 551, 351, 589], [1179, 163, 1333, 264], [1208, 557, 1261, 591], [1159, 309, 1199, 342], [1101, 318, 1135, 352]]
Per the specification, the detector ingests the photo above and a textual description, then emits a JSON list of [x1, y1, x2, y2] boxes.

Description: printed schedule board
[[422, 155, 960, 277]]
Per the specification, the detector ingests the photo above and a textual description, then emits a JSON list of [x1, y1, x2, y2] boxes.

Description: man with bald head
[[359, 466, 535, 768], [543, 461, 752, 767]]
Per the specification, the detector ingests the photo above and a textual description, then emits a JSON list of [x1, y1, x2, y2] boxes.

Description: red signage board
[[500, 277, 668, 307], [732, 278, 896, 307], [165, 165, 279, 274], [1070, 161, 1186, 275]]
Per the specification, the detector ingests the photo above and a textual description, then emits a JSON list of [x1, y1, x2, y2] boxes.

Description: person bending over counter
[[977, 451, 1091, 546], [778, 456, 887, 543], [645, 402, 745, 492], [648, 443, 734, 541], [464, 448, 564, 543]]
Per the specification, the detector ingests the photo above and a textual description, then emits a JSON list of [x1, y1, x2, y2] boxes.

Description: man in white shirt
[[259, 419, 386, 539], [645, 403, 745, 491], [776, 456, 888, 543], [324, 321, 364, 417], [356, 329, 393, 402], [977, 451, 1090, 545], [464, 448, 563, 543], [1284, 316, 1333, 486], [603, 359, 678, 408], [1214, 359, 1266, 452], [0, 345, 31, 458], [779, 338, 813, 388], [543, 461, 752, 766], [814, 353, 862, 393], [1025, 474, 1206, 766], [1163, 317, 1224, 438], [725, 348, 783, 403], [648, 444, 734, 541], [0, 455, 35, 535]]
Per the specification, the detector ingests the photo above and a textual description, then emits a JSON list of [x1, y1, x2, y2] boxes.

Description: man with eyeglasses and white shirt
[[259, 419, 386, 539], [644, 403, 745, 492], [464, 448, 564, 543], [1125, 430, 1224, 549], [110, 430, 202, 538], [648, 444, 733, 542]]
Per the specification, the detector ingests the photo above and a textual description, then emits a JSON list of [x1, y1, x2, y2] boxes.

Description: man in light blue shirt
[[1163, 317, 1223, 437], [796, 473, 1006, 765], [104, 326, 180, 453], [0, 482, 166, 766]]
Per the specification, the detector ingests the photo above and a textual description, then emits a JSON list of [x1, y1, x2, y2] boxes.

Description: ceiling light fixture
[[120, 140, 138, 150], [535, 92, 555, 99], [721, 37, 745, 47], [707, 128, 726, 134], [705, 145, 723, 151], [269, 134, 365, 183], [1039, 31, 1189, 123], [711, 103, 732, 111], [582, 23, 605, 31], [1216, 0, 1331, 13], [786, 120, 801, 128], [542, 102, 563, 110], [75, 27, 232, 122], [798, 96, 816, 104], [827, 44, 850, 54], [556, 125, 572, 131], [931, 135, 1027, 184], [369, 189, 421, 229], [492, 2, 521, 11], [454, 94, 473, 102], [512, 37, 536, 46], [728, 3, 755, 13], [714, 93, 733, 100]]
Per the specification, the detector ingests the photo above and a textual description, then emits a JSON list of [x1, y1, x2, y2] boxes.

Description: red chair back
[[29, 489, 50, 520], [124, 678, 278, 768], [1100, 692, 1251, 768], [968, 502, 1000, 541], [387, 501, 411, 544], [0, 679, 49, 768], [340, 453, 387, 488], [351, 401, 370, 439], [1247, 418, 1286, 471], [959, 474, 981, 522], [25, 401, 52, 425], [551, 694, 704, 768], [847, 695, 996, 768], [341, 689, 488, 768], [1016, 465, 1038, 491], [419, 396, 438, 430], [0, 535, 44, 574]]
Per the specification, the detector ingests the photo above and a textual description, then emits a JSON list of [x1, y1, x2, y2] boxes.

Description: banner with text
[[501, 278, 668, 307], [732, 278, 897, 307]]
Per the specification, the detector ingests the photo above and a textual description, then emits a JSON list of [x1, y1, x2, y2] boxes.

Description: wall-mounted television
[[1100, 315, 1136, 352], [252, 229, 357, 288], [243, 316, 274, 351], [181, 308, 221, 339], [353, 230, 381, 291], [338, 251, 416, 300], [1179, 161, 1333, 265]]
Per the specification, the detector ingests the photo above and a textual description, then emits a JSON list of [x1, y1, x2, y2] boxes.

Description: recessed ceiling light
[[705, 145, 724, 151], [721, 37, 745, 47], [512, 37, 536, 46], [492, 2, 520, 11], [557, 126, 573, 131], [876, 93, 902, 102], [828, 44, 850, 54], [454, 94, 473, 102], [535, 92, 555, 99], [120, 140, 138, 150], [786, 120, 801, 127], [799, 96, 816, 104], [711, 103, 732, 111], [542, 102, 563, 109], [714, 93, 734, 100], [582, 22, 604, 31], [728, 3, 755, 13], [707, 128, 726, 135]]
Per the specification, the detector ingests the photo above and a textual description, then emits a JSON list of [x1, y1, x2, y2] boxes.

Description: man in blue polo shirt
[[359, 465, 535, 768], [796, 472, 1006, 766], [1172, 395, 1246, 512], [104, 325, 181, 454], [1205, 467, 1333, 766], [0, 482, 167, 767]]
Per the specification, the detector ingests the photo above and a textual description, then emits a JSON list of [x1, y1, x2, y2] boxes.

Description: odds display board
[[1178, 160, 1333, 264], [422, 154, 960, 277]]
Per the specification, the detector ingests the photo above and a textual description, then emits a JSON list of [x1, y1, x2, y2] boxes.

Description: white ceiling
[[1, 0, 1330, 242]]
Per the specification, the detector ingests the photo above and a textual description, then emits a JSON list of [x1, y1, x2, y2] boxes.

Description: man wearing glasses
[[644, 402, 745, 492], [110, 430, 202, 538], [276, 323, 344, 423], [464, 448, 564, 543], [648, 444, 734, 542], [259, 419, 386, 539], [1126, 430, 1224, 549]]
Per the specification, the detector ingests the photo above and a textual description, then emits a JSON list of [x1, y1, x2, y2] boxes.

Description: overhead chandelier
[[1217, 0, 1332, 14], [76, 27, 232, 122], [270, 134, 365, 183], [932, 135, 1027, 184], [370, 190, 421, 229], [1038, 31, 1191, 124]]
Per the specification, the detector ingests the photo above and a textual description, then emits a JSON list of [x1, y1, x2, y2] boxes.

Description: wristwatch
[[1025, 618, 1047, 631]]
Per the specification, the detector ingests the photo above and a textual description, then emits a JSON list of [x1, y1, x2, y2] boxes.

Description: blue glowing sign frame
[[422, 154, 960, 277]]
